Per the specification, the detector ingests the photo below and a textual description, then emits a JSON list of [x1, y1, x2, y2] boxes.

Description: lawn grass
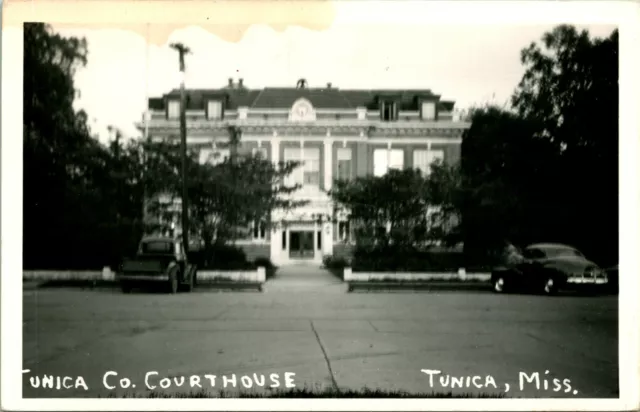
[[107, 387, 507, 398]]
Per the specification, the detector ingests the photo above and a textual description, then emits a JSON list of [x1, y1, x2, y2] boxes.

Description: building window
[[374, 148, 404, 177], [317, 231, 322, 250], [426, 206, 443, 231], [282, 231, 287, 250], [421, 101, 436, 121], [413, 149, 429, 175], [373, 149, 388, 177], [199, 147, 230, 165], [337, 148, 352, 181], [168, 100, 180, 119], [207, 100, 222, 120], [199, 148, 213, 165], [252, 147, 267, 159], [284, 148, 303, 186], [389, 149, 404, 171], [414, 149, 444, 176], [381, 101, 397, 121], [284, 147, 320, 187], [426, 150, 445, 174], [303, 148, 320, 187], [252, 220, 266, 241], [338, 221, 350, 242], [209, 148, 230, 165]]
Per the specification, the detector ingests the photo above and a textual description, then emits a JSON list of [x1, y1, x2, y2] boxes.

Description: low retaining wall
[[23, 267, 266, 283], [343, 267, 491, 282], [23, 268, 115, 281], [197, 268, 265, 283]]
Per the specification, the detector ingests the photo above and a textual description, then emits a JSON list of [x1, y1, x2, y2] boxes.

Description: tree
[[330, 169, 433, 249], [460, 106, 559, 259], [24, 24, 149, 269], [511, 25, 618, 265], [23, 23, 103, 269], [458, 26, 618, 266], [424, 161, 465, 246], [142, 135, 305, 264]]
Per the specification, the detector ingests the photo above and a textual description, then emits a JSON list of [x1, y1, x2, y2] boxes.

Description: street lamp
[[170, 42, 191, 253]]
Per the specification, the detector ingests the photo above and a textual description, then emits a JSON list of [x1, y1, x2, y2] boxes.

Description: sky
[[51, 21, 616, 143]]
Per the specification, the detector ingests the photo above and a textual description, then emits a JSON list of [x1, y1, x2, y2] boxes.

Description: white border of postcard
[[2, 1, 639, 410]]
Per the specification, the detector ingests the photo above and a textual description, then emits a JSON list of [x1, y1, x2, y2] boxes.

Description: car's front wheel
[[492, 275, 507, 293], [542, 276, 557, 295]]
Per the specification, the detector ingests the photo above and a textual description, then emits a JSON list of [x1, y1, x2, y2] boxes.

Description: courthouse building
[[140, 78, 470, 265]]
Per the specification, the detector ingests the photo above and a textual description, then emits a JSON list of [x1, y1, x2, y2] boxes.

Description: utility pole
[[170, 42, 191, 254]]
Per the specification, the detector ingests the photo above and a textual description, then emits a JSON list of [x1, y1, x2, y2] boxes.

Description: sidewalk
[[263, 264, 348, 293]]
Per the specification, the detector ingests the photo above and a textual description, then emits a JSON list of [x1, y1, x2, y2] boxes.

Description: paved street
[[22, 267, 618, 398]]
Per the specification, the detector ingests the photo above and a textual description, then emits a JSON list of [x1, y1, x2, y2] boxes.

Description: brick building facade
[[140, 78, 470, 265]]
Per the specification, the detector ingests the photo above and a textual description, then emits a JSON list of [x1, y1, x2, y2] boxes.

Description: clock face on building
[[296, 105, 309, 118], [291, 99, 314, 121]]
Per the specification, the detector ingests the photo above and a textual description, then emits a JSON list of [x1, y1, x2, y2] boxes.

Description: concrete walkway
[[263, 264, 348, 293]]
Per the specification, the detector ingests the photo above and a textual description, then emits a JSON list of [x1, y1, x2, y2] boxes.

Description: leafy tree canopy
[[23, 24, 146, 269], [142, 134, 305, 255], [461, 26, 618, 265]]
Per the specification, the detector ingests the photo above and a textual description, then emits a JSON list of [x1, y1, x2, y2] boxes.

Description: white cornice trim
[[368, 137, 462, 145], [179, 135, 461, 145], [140, 119, 471, 129], [314, 109, 358, 114], [245, 108, 358, 114], [150, 109, 452, 119]]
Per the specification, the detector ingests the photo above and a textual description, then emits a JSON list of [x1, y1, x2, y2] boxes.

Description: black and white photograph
[[2, 0, 639, 410]]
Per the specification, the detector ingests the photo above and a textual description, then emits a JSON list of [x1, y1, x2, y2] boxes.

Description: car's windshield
[[523, 248, 545, 259], [141, 241, 173, 254]]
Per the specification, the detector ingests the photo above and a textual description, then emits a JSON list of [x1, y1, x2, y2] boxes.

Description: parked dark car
[[491, 243, 608, 295], [116, 236, 197, 294]]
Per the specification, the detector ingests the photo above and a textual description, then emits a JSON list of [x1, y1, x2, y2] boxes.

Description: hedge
[[191, 244, 277, 279], [350, 245, 495, 273]]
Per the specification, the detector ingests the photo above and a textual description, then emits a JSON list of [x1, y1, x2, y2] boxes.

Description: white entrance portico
[[270, 198, 333, 266]]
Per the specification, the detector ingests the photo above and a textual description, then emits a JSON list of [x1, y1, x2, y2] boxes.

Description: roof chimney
[[326, 82, 332, 89], [228, 78, 234, 87], [238, 78, 244, 88]]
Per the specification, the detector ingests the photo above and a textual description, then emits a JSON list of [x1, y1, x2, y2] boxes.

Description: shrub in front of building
[[191, 244, 277, 278], [322, 255, 349, 279], [350, 244, 492, 273]]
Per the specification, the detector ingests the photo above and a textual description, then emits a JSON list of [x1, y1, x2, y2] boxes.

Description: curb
[[347, 281, 492, 293], [26, 279, 263, 292]]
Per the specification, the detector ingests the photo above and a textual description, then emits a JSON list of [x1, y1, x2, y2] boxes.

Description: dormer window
[[207, 100, 223, 120], [167, 100, 180, 119], [421, 101, 436, 121], [380, 100, 398, 121]]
